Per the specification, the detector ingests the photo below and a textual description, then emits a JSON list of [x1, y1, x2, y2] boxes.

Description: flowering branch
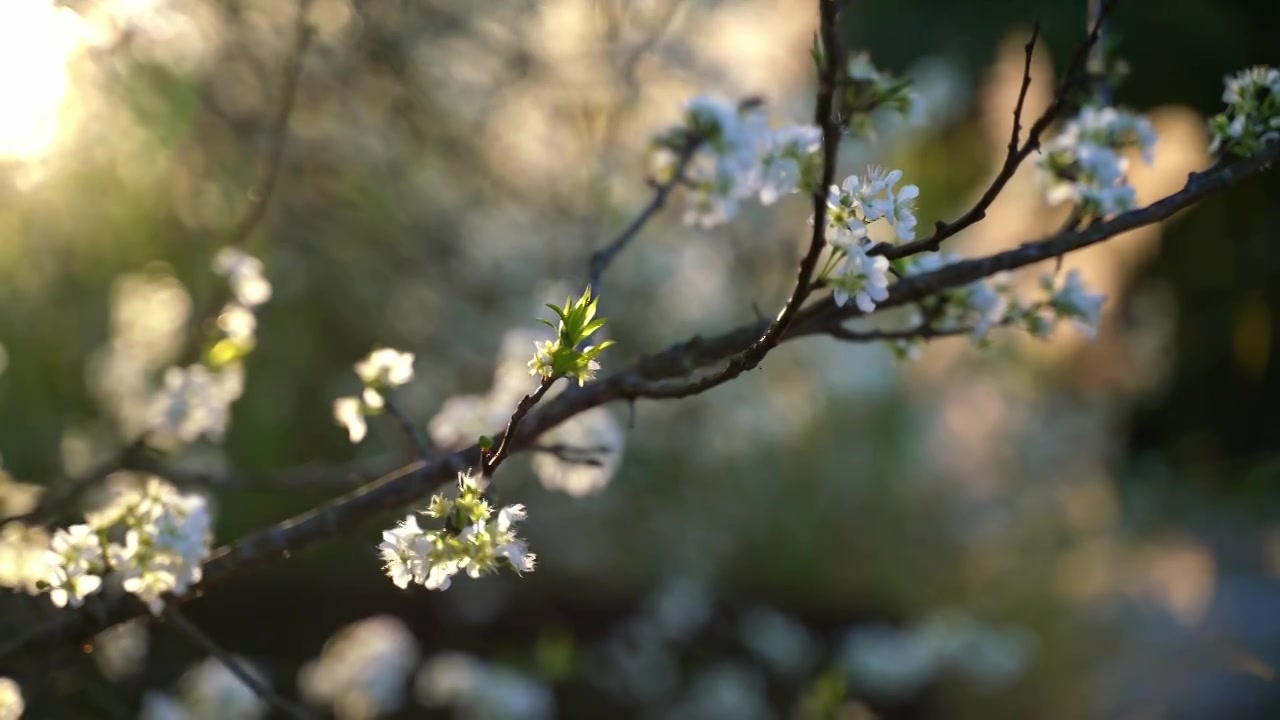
[[6, 0, 1280, 673], [870, 0, 1117, 261]]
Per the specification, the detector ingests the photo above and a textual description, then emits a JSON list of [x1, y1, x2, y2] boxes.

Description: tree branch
[[869, 0, 1116, 261], [164, 603, 315, 720], [481, 376, 556, 477]]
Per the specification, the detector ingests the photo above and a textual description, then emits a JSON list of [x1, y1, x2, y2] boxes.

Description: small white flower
[[355, 348, 415, 387], [1052, 269, 1107, 337], [832, 250, 892, 313], [213, 247, 272, 308]]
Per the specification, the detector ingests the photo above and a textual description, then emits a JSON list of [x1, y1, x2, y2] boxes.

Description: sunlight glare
[[0, 1, 86, 162]]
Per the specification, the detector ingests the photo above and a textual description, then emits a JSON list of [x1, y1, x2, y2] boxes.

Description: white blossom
[[416, 652, 554, 720], [354, 348, 415, 388], [216, 303, 257, 344], [0, 677, 22, 720], [831, 249, 891, 313], [662, 96, 823, 228], [172, 656, 270, 720], [147, 363, 245, 444], [1038, 105, 1155, 218], [44, 523, 104, 608], [1049, 269, 1107, 338], [377, 472, 535, 592], [333, 396, 367, 443], [212, 247, 272, 308]]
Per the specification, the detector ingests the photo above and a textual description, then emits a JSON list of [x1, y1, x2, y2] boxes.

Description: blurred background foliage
[[1, 0, 1280, 718]]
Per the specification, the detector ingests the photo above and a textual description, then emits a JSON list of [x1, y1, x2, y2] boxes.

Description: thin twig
[[381, 391, 433, 461], [224, 0, 315, 250], [481, 376, 556, 477], [588, 138, 700, 292], [531, 442, 611, 467], [869, 0, 1117, 261], [183, 1, 316, 364], [1086, 0, 1112, 105], [164, 603, 315, 720]]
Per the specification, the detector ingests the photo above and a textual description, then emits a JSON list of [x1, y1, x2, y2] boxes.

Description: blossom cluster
[[1209, 65, 1280, 157], [886, 254, 1108, 359], [378, 471, 535, 592], [333, 347, 416, 443], [817, 166, 920, 313], [36, 476, 212, 615], [145, 247, 272, 446], [1036, 105, 1157, 219], [652, 96, 822, 229]]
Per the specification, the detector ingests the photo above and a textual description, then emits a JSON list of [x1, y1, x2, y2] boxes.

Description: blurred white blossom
[[299, 615, 420, 719], [656, 95, 822, 228], [333, 347, 416, 444], [93, 618, 150, 681], [837, 611, 1033, 699], [142, 656, 268, 720], [668, 662, 771, 720], [147, 362, 246, 445], [213, 247, 272, 308], [739, 606, 819, 679], [1037, 105, 1156, 218], [416, 652, 554, 720], [0, 677, 22, 720]]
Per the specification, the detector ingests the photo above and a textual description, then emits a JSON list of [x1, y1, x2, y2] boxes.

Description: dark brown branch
[[5, 70, 1277, 671], [869, 1, 1116, 261], [826, 324, 969, 343], [481, 376, 556, 477], [164, 603, 315, 720]]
